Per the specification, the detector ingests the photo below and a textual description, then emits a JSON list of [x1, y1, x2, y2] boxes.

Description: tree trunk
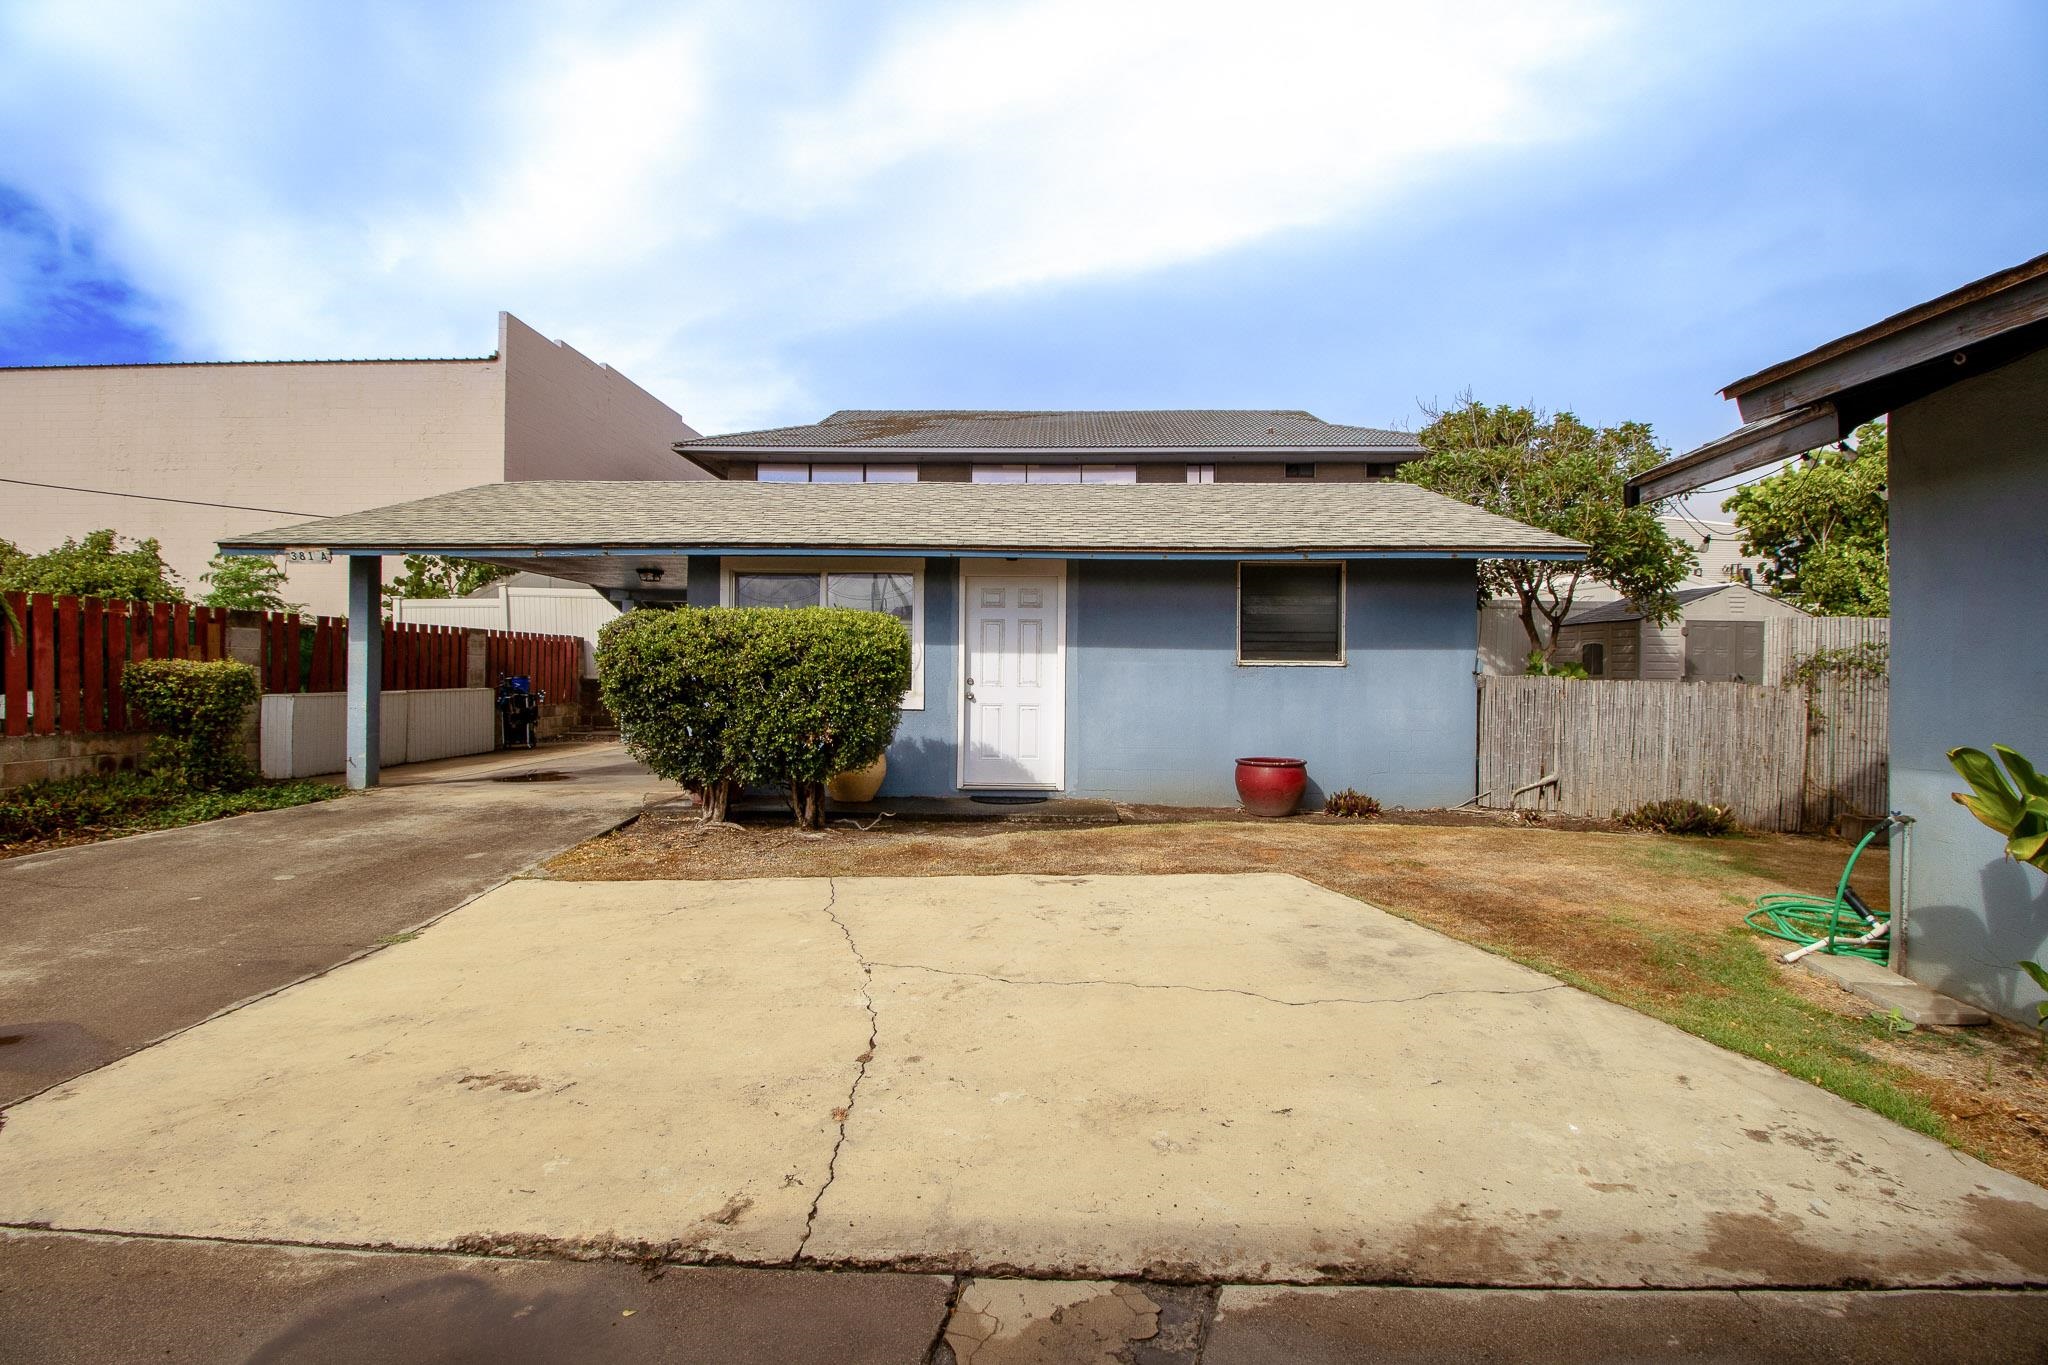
[[788, 779, 826, 830], [697, 779, 733, 824]]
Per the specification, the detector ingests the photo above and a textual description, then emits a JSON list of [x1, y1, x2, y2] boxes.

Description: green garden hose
[[1744, 823, 1892, 963]]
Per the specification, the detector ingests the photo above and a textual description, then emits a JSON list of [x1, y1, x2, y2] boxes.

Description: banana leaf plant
[[1949, 744, 2048, 1033], [1948, 744, 2048, 872]]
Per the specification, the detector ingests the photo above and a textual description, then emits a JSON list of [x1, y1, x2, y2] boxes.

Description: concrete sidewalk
[[0, 741, 671, 1104]]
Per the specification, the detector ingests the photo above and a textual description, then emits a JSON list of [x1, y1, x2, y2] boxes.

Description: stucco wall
[[1, 356, 505, 615], [498, 314, 702, 483], [1889, 347, 2048, 1025], [1, 313, 696, 617]]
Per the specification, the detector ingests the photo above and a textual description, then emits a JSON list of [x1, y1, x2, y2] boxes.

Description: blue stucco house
[[1631, 252, 2048, 1026], [223, 428, 1583, 811]]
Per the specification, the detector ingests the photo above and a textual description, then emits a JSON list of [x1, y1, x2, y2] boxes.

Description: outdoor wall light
[[636, 565, 665, 585]]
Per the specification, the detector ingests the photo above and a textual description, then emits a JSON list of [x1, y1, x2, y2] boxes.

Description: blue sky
[[2, 0, 2043, 462]]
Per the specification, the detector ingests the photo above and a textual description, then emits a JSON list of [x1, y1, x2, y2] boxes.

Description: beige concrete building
[[0, 313, 699, 615], [1570, 514, 1763, 603]]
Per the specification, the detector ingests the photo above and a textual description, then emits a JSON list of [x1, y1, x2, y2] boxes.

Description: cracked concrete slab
[[944, 1280, 1162, 1364], [2, 873, 2046, 1289], [0, 878, 868, 1260]]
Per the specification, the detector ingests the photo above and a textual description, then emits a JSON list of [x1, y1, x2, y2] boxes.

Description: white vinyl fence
[[260, 688, 497, 778], [1477, 675, 1888, 833]]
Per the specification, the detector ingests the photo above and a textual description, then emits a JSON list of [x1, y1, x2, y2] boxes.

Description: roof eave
[[1724, 251, 2048, 421], [220, 540, 1583, 562], [669, 442, 1426, 458], [1625, 403, 1843, 506]]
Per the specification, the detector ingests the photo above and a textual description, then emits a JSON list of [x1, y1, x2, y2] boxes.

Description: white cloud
[[0, 0, 1637, 429]]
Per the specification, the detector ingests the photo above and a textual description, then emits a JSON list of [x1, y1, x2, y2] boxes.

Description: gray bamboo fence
[[1476, 675, 1888, 833]]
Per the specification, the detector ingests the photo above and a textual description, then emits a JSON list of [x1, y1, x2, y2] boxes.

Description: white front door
[[961, 568, 1065, 788]]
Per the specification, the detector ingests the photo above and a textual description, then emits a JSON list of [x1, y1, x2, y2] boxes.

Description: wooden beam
[[1626, 403, 1841, 506], [1730, 266, 2048, 422]]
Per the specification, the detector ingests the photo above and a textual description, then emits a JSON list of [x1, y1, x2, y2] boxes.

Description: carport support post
[[346, 555, 383, 790]]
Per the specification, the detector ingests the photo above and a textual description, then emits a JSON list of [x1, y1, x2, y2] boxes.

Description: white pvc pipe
[[1781, 918, 1888, 965]]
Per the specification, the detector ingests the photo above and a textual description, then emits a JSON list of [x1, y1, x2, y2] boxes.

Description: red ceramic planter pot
[[1235, 756, 1307, 818]]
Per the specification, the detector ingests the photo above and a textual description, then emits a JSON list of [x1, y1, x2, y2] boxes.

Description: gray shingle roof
[[679, 409, 1422, 451], [1565, 585, 1735, 625], [222, 481, 1583, 558]]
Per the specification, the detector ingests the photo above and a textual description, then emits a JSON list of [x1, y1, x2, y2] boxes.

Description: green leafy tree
[[0, 539, 18, 639], [1399, 397, 1697, 660], [0, 529, 184, 602], [1723, 420, 1888, 615], [201, 553, 304, 613], [379, 554, 516, 605]]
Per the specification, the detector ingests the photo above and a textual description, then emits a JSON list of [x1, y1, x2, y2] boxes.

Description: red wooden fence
[[1, 593, 581, 736]]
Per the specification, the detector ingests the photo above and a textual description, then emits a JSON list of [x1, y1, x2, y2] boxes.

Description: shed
[[1555, 584, 1809, 681]]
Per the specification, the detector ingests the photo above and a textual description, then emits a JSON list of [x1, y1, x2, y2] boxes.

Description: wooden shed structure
[[1554, 584, 1808, 681]]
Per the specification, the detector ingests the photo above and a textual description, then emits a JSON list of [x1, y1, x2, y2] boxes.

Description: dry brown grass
[[545, 813, 2048, 1187]]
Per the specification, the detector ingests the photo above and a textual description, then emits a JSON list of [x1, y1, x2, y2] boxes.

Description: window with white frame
[[1237, 563, 1345, 665], [1187, 464, 1216, 483], [725, 559, 925, 708], [970, 464, 1137, 483], [755, 463, 920, 483]]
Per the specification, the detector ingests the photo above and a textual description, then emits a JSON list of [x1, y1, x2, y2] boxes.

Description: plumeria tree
[[1399, 397, 1696, 660]]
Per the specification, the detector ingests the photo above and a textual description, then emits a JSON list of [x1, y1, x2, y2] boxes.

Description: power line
[[0, 475, 327, 519]]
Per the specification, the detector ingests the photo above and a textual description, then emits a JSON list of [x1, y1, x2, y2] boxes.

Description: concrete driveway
[[0, 741, 671, 1104], [2, 872, 2045, 1289]]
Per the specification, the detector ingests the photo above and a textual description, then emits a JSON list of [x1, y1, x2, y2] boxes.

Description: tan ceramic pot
[[826, 754, 887, 804]]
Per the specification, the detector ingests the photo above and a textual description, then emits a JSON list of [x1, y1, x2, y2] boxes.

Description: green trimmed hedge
[[597, 606, 912, 828], [121, 658, 260, 790]]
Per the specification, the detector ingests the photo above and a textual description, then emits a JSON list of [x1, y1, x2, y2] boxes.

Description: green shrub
[[121, 658, 259, 789], [0, 771, 340, 847], [1322, 788, 1382, 818], [1525, 650, 1590, 679], [1616, 798, 1737, 837], [598, 606, 911, 828], [0, 771, 160, 843]]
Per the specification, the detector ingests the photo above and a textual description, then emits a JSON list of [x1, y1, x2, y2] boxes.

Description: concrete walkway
[[0, 741, 672, 1104], [4, 873, 2045, 1291]]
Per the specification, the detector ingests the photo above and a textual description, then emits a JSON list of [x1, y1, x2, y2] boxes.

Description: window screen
[[1239, 564, 1342, 663], [733, 573, 822, 609], [826, 572, 913, 624]]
